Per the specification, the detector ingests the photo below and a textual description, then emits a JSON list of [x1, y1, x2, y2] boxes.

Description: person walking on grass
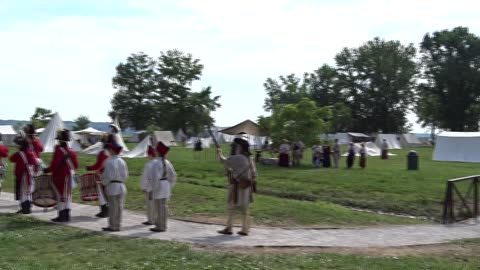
[[346, 142, 355, 169], [332, 139, 341, 168], [359, 143, 367, 169], [381, 139, 389, 160], [216, 134, 257, 236]]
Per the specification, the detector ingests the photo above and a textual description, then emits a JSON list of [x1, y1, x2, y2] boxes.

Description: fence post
[[474, 177, 479, 222], [443, 181, 453, 224]]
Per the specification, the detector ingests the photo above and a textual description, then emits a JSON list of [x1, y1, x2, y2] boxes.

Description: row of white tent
[[36, 113, 178, 159], [323, 133, 423, 149], [0, 125, 17, 145]]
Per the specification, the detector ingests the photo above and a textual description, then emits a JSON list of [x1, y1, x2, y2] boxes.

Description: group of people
[[0, 125, 258, 236], [0, 124, 176, 233], [274, 138, 393, 169]]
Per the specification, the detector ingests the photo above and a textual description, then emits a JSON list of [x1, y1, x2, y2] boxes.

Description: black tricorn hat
[[56, 129, 71, 142]]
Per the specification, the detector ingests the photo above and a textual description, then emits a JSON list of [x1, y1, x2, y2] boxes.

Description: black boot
[[64, 209, 70, 222], [95, 204, 108, 218], [51, 210, 63, 222], [23, 201, 32, 214]]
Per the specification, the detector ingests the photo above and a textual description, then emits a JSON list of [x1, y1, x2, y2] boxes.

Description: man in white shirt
[[143, 141, 177, 232], [101, 141, 128, 232], [140, 146, 157, 225]]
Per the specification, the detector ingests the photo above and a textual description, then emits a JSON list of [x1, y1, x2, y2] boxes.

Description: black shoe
[[64, 209, 70, 222], [51, 210, 68, 222], [150, 228, 165, 232], [217, 228, 233, 235], [95, 205, 109, 218], [51, 215, 63, 222], [24, 201, 32, 214], [102, 227, 119, 232], [142, 221, 153, 226], [237, 231, 249, 236]]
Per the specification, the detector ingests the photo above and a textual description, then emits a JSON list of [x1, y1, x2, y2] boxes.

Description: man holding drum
[[44, 129, 79, 222], [0, 133, 8, 192], [9, 135, 36, 214], [86, 134, 110, 218], [23, 124, 44, 171]]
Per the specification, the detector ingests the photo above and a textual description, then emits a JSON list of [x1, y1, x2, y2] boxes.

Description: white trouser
[[96, 182, 107, 206]]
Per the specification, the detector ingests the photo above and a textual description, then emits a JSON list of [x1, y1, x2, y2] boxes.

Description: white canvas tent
[[40, 113, 64, 153], [123, 135, 152, 158], [186, 137, 212, 148], [153, 131, 176, 146], [111, 117, 129, 152], [0, 125, 17, 145], [433, 132, 480, 162], [74, 127, 104, 135], [82, 142, 104, 155], [334, 133, 351, 144], [401, 133, 423, 147], [175, 129, 188, 143], [375, 134, 402, 149], [342, 142, 396, 157], [128, 130, 147, 143]]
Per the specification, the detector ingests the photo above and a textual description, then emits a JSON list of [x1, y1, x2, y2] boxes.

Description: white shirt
[[279, 143, 290, 153], [144, 158, 177, 199], [382, 142, 389, 150], [101, 155, 129, 196], [140, 159, 155, 191]]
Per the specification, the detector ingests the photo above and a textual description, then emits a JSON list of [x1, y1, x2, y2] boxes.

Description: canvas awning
[[73, 127, 104, 135], [219, 120, 261, 136]]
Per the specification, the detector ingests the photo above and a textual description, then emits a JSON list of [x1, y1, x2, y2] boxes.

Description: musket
[[205, 125, 220, 149]]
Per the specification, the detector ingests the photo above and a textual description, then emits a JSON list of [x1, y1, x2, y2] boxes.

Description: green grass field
[[1, 214, 479, 270], [2, 144, 476, 226]]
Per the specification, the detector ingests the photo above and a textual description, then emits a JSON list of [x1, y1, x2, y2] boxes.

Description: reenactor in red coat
[[23, 124, 44, 160], [86, 135, 110, 218], [44, 129, 79, 222], [9, 136, 37, 214], [0, 134, 9, 193]]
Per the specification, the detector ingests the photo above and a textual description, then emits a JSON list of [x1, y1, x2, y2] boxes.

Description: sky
[[1, 0, 479, 133]]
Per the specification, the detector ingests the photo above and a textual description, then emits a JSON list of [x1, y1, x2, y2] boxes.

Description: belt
[[110, 180, 123, 184]]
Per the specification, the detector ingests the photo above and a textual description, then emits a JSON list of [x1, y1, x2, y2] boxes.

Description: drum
[[32, 174, 58, 207], [79, 173, 99, 201]]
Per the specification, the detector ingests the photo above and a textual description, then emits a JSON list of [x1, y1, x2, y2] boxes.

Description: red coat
[[10, 150, 37, 179], [0, 144, 8, 167], [86, 149, 109, 174], [29, 138, 44, 159], [44, 145, 78, 199], [10, 150, 37, 200]]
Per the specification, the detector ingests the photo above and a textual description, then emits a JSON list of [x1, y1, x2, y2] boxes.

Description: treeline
[[259, 26, 480, 145]]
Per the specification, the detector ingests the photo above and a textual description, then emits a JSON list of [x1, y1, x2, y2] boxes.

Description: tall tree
[[110, 50, 220, 132], [111, 52, 157, 130], [416, 27, 480, 131], [72, 115, 90, 131], [263, 74, 308, 111], [335, 38, 417, 133], [155, 50, 219, 134], [30, 107, 54, 128], [270, 98, 330, 145]]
